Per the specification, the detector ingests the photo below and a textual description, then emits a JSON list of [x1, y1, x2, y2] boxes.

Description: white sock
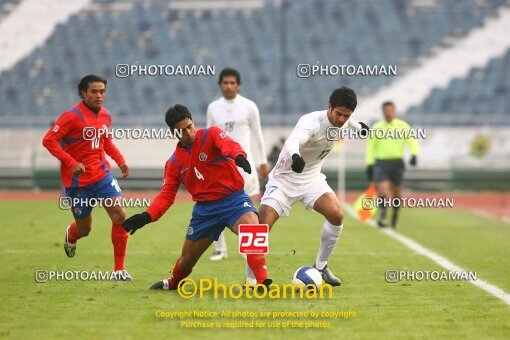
[[315, 221, 343, 270], [214, 231, 227, 253], [242, 254, 257, 285]]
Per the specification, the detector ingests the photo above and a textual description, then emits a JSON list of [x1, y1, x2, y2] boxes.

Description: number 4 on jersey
[[194, 166, 204, 180]]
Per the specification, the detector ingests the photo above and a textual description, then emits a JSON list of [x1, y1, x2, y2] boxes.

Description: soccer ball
[[292, 266, 323, 291]]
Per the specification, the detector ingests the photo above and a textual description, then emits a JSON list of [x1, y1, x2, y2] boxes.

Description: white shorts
[[260, 174, 335, 217], [240, 166, 260, 197]]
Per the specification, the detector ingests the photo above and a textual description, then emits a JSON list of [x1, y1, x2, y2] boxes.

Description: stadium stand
[[0, 0, 507, 127], [406, 49, 510, 124]]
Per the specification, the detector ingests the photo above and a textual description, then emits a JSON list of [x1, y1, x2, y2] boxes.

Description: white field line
[[344, 205, 510, 306], [467, 208, 510, 225]]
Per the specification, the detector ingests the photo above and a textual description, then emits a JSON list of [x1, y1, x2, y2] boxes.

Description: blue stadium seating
[[406, 49, 510, 122], [0, 0, 506, 126]]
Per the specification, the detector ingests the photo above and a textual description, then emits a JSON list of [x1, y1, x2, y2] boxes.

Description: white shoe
[[64, 225, 76, 258], [209, 251, 228, 261], [112, 270, 133, 281]]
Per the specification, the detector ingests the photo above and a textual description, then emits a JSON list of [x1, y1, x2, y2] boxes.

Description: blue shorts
[[186, 190, 257, 241], [65, 174, 123, 219]]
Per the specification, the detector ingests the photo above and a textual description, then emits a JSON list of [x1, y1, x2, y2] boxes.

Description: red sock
[[247, 254, 268, 283], [168, 257, 192, 290], [111, 223, 128, 271], [66, 222, 81, 244]]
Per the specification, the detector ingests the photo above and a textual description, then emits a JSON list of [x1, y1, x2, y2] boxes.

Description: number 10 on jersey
[[238, 224, 269, 254]]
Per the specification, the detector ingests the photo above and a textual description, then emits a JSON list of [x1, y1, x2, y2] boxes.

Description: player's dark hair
[[382, 101, 395, 108], [218, 67, 241, 85], [165, 104, 193, 130], [329, 87, 357, 111], [77, 75, 107, 98]]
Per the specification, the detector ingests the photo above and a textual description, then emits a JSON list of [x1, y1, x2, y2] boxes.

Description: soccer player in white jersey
[[259, 87, 368, 286], [207, 68, 269, 261]]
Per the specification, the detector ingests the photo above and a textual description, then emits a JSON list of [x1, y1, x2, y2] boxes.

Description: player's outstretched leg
[[105, 204, 131, 281], [210, 231, 228, 261], [242, 254, 257, 285], [150, 237, 213, 290], [231, 211, 272, 290], [111, 223, 131, 280], [64, 223, 78, 257], [312, 193, 343, 286], [64, 216, 92, 258], [314, 221, 343, 286]]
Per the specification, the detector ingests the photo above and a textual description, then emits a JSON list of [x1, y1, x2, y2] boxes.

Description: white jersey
[[270, 110, 360, 188], [207, 94, 267, 166]]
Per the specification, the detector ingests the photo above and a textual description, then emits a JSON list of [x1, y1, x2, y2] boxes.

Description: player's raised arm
[[210, 126, 251, 174], [42, 112, 81, 171], [122, 158, 180, 235]]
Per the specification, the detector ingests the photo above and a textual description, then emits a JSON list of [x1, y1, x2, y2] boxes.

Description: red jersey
[[42, 101, 125, 188], [146, 126, 246, 221]]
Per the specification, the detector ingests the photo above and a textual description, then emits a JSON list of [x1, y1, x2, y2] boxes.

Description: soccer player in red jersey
[[122, 105, 271, 290], [42, 75, 131, 280]]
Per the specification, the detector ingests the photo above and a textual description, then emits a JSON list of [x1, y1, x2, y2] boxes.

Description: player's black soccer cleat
[[122, 212, 152, 235], [377, 218, 388, 228], [150, 279, 171, 290], [257, 278, 274, 294], [235, 155, 251, 174], [291, 154, 305, 173], [64, 225, 76, 258], [314, 264, 342, 286]]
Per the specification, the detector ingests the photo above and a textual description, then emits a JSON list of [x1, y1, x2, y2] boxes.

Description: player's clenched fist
[[119, 163, 130, 178], [71, 162, 86, 175], [122, 212, 152, 235], [235, 155, 251, 174], [291, 154, 305, 173]]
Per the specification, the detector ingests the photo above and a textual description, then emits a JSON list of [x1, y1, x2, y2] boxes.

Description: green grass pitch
[[1, 200, 509, 339]]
